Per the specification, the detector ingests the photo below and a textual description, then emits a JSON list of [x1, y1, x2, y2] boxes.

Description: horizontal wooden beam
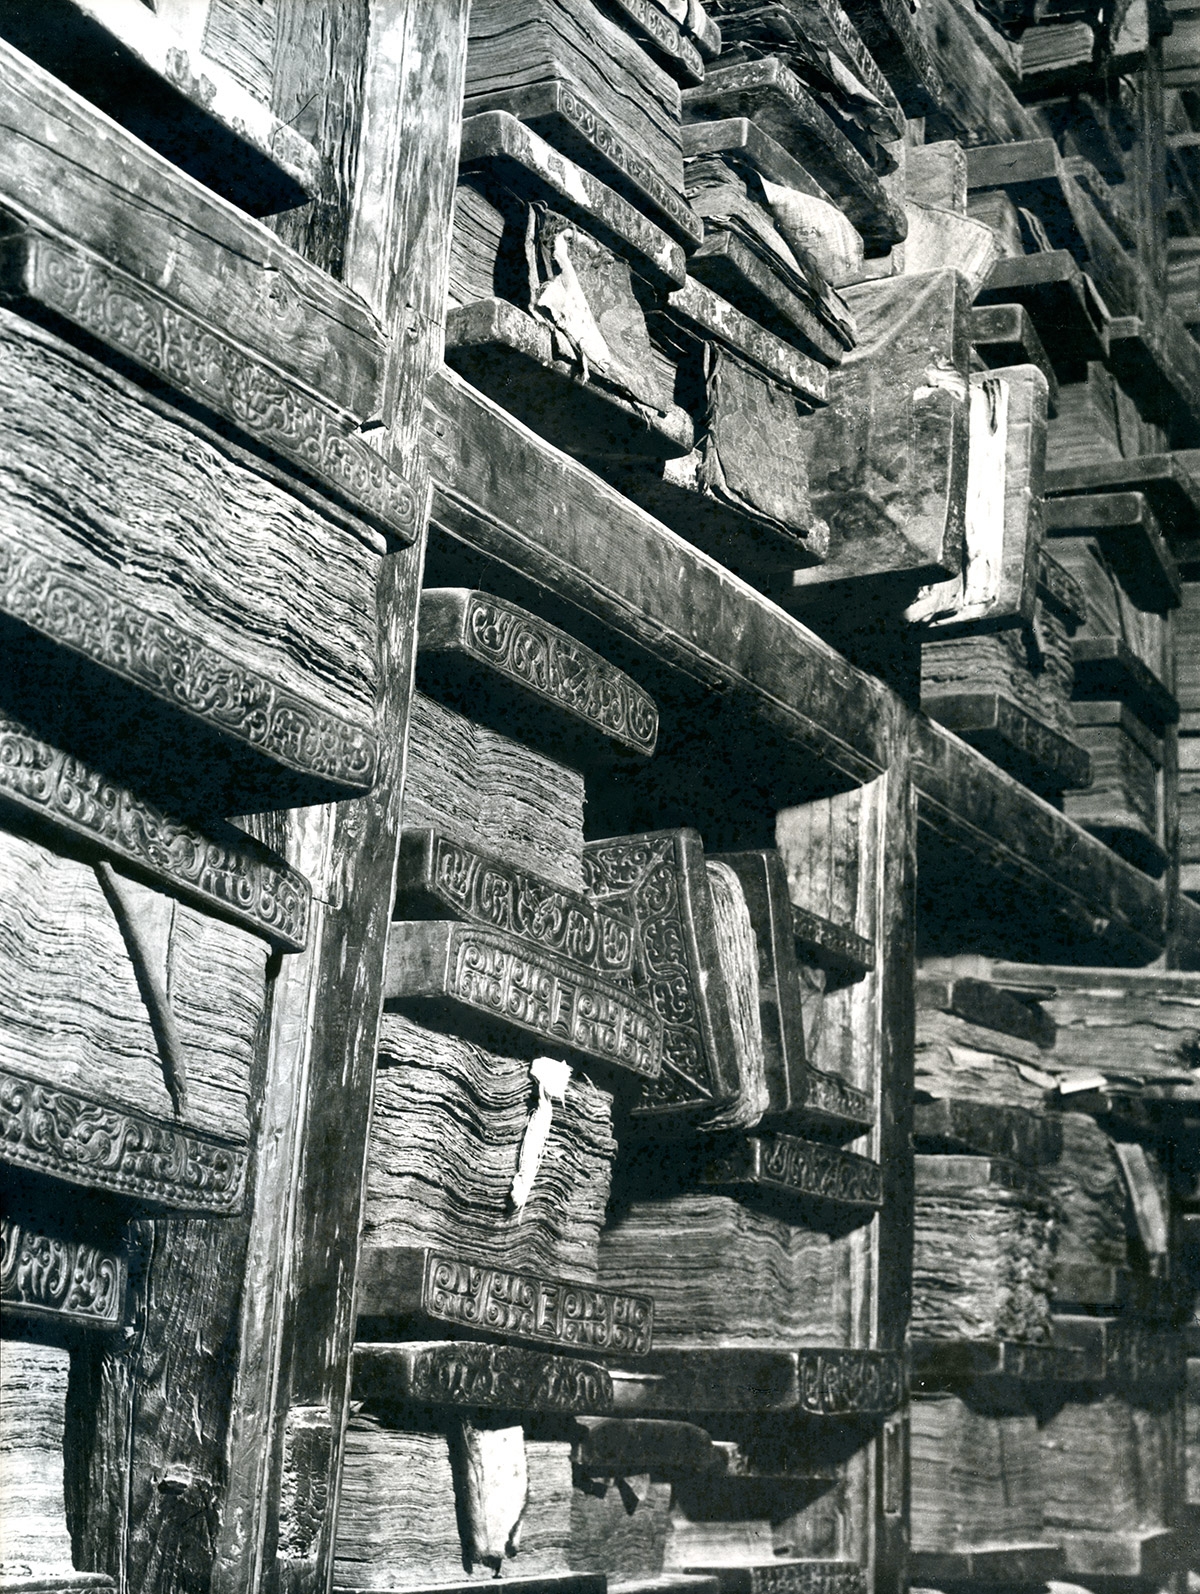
[[424, 368, 1172, 965]]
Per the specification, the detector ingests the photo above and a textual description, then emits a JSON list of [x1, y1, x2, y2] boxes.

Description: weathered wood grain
[[0, 827, 266, 1146], [0, 309, 381, 802], [465, 0, 696, 241], [1040, 1391, 1174, 1536], [418, 589, 660, 762], [913, 1097, 1062, 1165], [909, 364, 1048, 635], [1064, 705, 1168, 876], [0, 39, 383, 418], [913, 1154, 1057, 1342], [0, 0, 320, 208], [365, 1012, 616, 1282], [0, 1339, 77, 1582], [335, 1420, 576, 1589], [0, 224, 416, 546], [405, 694, 587, 894], [607, 1347, 905, 1415], [460, 111, 687, 290], [683, 58, 907, 250], [916, 970, 1056, 1047], [665, 273, 829, 401], [782, 269, 971, 592]]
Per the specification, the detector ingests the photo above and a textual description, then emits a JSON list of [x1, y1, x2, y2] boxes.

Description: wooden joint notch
[[417, 588, 660, 763], [356, 1246, 654, 1358], [352, 1341, 615, 1417]]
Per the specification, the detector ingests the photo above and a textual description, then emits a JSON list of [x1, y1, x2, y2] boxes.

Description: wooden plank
[[916, 975, 1056, 1046], [0, 222, 418, 545], [602, 0, 706, 84], [687, 229, 854, 364], [573, 1418, 723, 1476], [909, 1338, 1089, 1382], [395, 829, 635, 977], [683, 116, 833, 201], [665, 274, 830, 402], [0, 0, 321, 205], [909, 1546, 1066, 1583], [0, 1067, 247, 1214], [1107, 310, 1200, 446], [384, 919, 664, 1079], [1051, 1316, 1187, 1387], [1072, 637, 1179, 729], [356, 1247, 653, 1355], [840, 0, 945, 112], [910, 365, 1048, 635], [352, 1341, 615, 1416], [1045, 491, 1182, 612], [699, 1133, 883, 1209], [417, 588, 660, 761], [782, 269, 971, 592], [1, 1213, 126, 1331], [970, 303, 1060, 416], [679, 1566, 866, 1594], [913, 1097, 1063, 1164], [0, 712, 310, 953], [1045, 450, 1200, 552], [791, 906, 874, 981], [608, 1348, 905, 1415], [682, 57, 908, 250], [459, 110, 687, 289], [920, 691, 1092, 795], [976, 253, 1111, 376], [1059, 1529, 1181, 1578], [967, 138, 1084, 254], [0, 39, 384, 419], [912, 714, 1166, 962], [444, 297, 694, 461]]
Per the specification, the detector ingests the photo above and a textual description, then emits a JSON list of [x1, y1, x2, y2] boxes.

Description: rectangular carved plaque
[[418, 588, 659, 760], [0, 535, 380, 801], [0, 224, 418, 547], [353, 1340, 614, 1415], [713, 850, 872, 1136], [357, 1246, 653, 1356], [0, 1068, 247, 1214], [459, 110, 686, 289], [572, 1416, 721, 1475], [681, 1564, 867, 1594], [582, 829, 741, 1122], [921, 691, 1092, 796], [610, 1348, 905, 1414], [396, 829, 635, 978], [384, 920, 663, 1079], [0, 710, 310, 952], [1, 1214, 125, 1330], [701, 1134, 883, 1210]]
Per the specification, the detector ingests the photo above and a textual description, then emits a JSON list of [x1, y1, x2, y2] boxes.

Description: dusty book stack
[[1, 2, 1200, 1594]]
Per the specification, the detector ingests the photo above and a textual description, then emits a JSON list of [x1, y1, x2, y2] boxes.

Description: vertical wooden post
[[213, 5, 470, 1592]]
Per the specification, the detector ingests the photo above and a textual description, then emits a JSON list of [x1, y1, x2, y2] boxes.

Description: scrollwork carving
[[1, 1214, 125, 1328], [0, 711, 309, 950], [0, 1069, 247, 1213], [0, 538, 379, 795], [7, 230, 417, 543]]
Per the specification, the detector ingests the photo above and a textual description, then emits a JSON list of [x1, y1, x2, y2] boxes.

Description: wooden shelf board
[[424, 367, 1172, 966], [909, 1543, 1066, 1582], [1059, 1528, 1180, 1579], [1045, 451, 1200, 552]]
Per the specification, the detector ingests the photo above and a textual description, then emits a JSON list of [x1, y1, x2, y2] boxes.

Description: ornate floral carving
[[583, 831, 737, 1117], [794, 1349, 904, 1416], [1, 1214, 125, 1328], [0, 711, 309, 950], [399, 829, 634, 976], [705, 1134, 882, 1209], [0, 538, 379, 795], [11, 230, 416, 543], [801, 1067, 873, 1128], [422, 1251, 652, 1355], [390, 921, 663, 1078], [0, 1069, 247, 1213]]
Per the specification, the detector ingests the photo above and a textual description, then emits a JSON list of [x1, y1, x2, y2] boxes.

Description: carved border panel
[[1, 1214, 126, 1329]]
